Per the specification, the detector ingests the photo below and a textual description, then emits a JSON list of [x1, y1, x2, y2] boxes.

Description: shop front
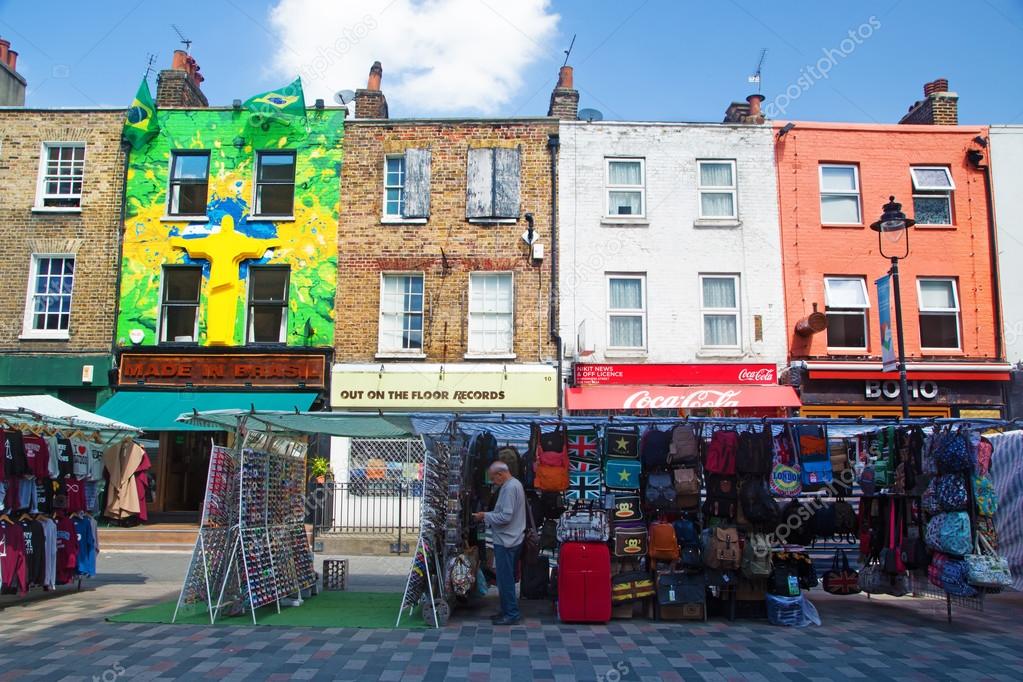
[[565, 363, 800, 416], [792, 361, 1010, 418], [0, 354, 114, 411], [97, 351, 326, 514]]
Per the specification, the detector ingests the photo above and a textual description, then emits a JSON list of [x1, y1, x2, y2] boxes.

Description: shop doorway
[[159, 430, 226, 512]]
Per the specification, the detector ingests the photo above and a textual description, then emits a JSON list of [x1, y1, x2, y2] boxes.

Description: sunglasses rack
[[173, 433, 315, 626], [397, 432, 467, 628]]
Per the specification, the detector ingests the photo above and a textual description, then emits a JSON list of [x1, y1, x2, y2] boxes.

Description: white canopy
[[0, 394, 141, 440]]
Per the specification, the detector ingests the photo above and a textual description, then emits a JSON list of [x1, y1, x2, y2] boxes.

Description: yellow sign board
[[958, 409, 1002, 419], [331, 363, 558, 410]]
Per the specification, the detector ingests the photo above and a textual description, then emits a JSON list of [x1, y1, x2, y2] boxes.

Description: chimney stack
[[0, 36, 26, 105], [723, 93, 766, 124], [899, 78, 957, 126], [548, 65, 579, 119], [156, 49, 209, 108], [354, 61, 388, 119]]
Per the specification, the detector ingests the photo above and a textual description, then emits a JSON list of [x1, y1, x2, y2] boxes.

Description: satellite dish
[[334, 89, 356, 105], [578, 108, 603, 122]]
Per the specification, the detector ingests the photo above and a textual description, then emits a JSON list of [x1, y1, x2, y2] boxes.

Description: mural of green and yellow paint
[[115, 108, 344, 347]]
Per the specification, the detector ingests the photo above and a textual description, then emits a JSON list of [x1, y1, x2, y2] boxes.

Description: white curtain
[[702, 277, 736, 308], [609, 161, 642, 185], [701, 192, 734, 217], [610, 316, 643, 347], [610, 278, 642, 309], [919, 280, 954, 309], [704, 315, 737, 346], [700, 162, 732, 187]]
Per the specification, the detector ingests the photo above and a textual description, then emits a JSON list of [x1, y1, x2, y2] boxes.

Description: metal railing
[[308, 480, 422, 535]]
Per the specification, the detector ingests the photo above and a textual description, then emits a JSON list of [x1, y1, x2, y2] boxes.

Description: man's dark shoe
[[489, 613, 504, 621], [492, 616, 521, 625]]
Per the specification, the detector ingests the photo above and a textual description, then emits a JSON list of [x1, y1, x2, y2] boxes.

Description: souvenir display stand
[[0, 399, 141, 600], [416, 414, 1016, 627], [173, 420, 315, 624]]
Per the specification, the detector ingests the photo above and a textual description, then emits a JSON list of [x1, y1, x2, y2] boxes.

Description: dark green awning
[[96, 391, 317, 431], [176, 410, 417, 438]]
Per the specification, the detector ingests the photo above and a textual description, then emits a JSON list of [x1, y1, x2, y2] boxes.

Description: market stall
[[0, 395, 142, 598]]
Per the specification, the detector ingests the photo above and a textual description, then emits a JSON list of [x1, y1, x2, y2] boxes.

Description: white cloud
[[268, 0, 560, 115]]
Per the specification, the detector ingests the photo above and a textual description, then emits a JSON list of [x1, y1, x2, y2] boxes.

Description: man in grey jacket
[[472, 461, 525, 625]]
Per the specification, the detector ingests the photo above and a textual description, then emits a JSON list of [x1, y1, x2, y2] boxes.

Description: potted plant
[[308, 457, 333, 484], [306, 457, 335, 529]]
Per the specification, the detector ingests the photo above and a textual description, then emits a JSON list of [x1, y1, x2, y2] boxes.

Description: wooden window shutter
[[493, 147, 521, 218], [466, 147, 494, 218], [402, 148, 431, 218]]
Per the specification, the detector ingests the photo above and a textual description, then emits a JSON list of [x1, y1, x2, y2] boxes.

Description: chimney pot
[[924, 78, 949, 97], [367, 61, 382, 91], [0, 38, 9, 65], [6, 49, 17, 71], [746, 93, 765, 118], [171, 49, 190, 71], [557, 65, 574, 89]]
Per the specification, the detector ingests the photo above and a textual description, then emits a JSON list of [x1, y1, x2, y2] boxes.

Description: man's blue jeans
[[492, 542, 522, 620]]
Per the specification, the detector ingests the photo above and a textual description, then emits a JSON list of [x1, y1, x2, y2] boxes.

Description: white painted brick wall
[[990, 126, 1023, 364], [558, 121, 788, 368]]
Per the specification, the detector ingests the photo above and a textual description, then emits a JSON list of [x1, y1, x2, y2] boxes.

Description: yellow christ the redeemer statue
[[170, 214, 281, 346]]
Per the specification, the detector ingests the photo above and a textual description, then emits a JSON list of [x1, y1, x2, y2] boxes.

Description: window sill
[[601, 217, 649, 227], [161, 215, 209, 223], [696, 349, 744, 359], [376, 352, 428, 360], [827, 348, 870, 355], [381, 217, 428, 225], [604, 350, 648, 358], [19, 332, 70, 341], [32, 206, 81, 214], [468, 218, 517, 225], [251, 215, 295, 222], [693, 218, 741, 229], [920, 348, 965, 356], [821, 223, 865, 229], [914, 224, 956, 230], [463, 353, 517, 360]]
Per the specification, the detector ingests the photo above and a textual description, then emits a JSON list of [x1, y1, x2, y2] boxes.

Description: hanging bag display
[[704, 525, 741, 570], [656, 568, 705, 606], [935, 473, 969, 512], [555, 500, 609, 543], [645, 471, 677, 509], [972, 473, 998, 517], [935, 429, 972, 473], [648, 520, 681, 561], [566, 428, 601, 464], [533, 424, 570, 493], [770, 431, 802, 498], [604, 458, 641, 491], [567, 456, 602, 501], [792, 424, 832, 488], [605, 426, 639, 459], [966, 533, 1013, 589], [741, 532, 772, 579], [736, 429, 772, 475], [608, 494, 643, 523], [705, 429, 738, 475], [823, 549, 861, 595], [640, 427, 672, 470], [611, 570, 656, 604], [667, 424, 700, 466], [925, 511, 972, 557], [612, 523, 648, 558], [671, 466, 701, 510]]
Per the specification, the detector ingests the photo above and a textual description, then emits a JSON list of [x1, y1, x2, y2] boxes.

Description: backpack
[[704, 474, 739, 519], [738, 478, 779, 527], [793, 425, 832, 489], [833, 500, 857, 537], [536, 425, 568, 468], [737, 430, 772, 474], [641, 427, 671, 469], [667, 424, 700, 466], [741, 532, 772, 578], [704, 526, 741, 570], [645, 472, 677, 509], [813, 504, 837, 539], [672, 466, 701, 495], [648, 521, 680, 561], [779, 499, 816, 547], [673, 517, 699, 546], [705, 430, 738, 474]]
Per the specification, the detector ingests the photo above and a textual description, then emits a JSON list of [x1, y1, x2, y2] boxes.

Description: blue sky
[[1, 0, 1021, 124]]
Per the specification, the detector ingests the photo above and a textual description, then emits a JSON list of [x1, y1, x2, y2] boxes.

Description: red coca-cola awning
[[565, 384, 801, 411]]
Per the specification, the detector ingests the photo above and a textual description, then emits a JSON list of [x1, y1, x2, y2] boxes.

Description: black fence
[[308, 480, 422, 535]]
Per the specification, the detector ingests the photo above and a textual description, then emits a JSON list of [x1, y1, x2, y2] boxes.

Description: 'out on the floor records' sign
[[331, 363, 558, 410]]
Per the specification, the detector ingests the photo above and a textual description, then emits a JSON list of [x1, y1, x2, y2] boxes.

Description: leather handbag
[[555, 500, 609, 543], [611, 570, 656, 604], [823, 550, 861, 595], [612, 523, 648, 558], [966, 533, 1013, 589]]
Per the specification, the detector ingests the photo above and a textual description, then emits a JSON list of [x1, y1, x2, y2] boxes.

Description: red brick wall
[[773, 122, 998, 361]]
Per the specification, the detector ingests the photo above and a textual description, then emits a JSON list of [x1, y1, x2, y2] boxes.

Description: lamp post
[[870, 196, 915, 418]]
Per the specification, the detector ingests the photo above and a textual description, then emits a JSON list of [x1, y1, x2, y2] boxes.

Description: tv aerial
[[172, 24, 192, 54], [748, 48, 767, 93]]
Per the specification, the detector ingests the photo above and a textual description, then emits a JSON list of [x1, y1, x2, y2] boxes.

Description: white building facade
[[558, 121, 795, 412]]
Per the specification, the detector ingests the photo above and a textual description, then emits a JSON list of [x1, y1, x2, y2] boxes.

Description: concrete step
[[99, 526, 199, 549]]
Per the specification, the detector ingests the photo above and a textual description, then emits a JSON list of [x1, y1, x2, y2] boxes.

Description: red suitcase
[[557, 542, 612, 623]]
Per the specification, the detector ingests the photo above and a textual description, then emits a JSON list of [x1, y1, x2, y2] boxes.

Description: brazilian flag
[[243, 77, 307, 128], [123, 78, 159, 150]]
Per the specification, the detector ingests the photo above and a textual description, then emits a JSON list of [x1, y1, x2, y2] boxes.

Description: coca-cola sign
[[574, 363, 776, 386], [565, 384, 801, 411]]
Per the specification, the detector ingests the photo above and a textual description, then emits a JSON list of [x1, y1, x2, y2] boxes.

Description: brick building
[[0, 41, 124, 408], [328, 62, 562, 484], [775, 80, 1009, 417], [558, 87, 798, 415], [96, 52, 345, 513]]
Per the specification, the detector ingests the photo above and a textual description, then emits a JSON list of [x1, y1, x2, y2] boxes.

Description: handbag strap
[[525, 496, 537, 532]]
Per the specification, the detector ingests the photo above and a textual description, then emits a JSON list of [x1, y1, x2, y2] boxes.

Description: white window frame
[[383, 155, 406, 219], [917, 277, 961, 350], [911, 166, 955, 226], [697, 159, 738, 220], [606, 274, 647, 351], [823, 276, 870, 351], [605, 157, 646, 218], [699, 274, 741, 349], [819, 164, 861, 225], [467, 272, 515, 357], [21, 254, 75, 340], [34, 142, 85, 212], [246, 266, 290, 345], [378, 272, 425, 355]]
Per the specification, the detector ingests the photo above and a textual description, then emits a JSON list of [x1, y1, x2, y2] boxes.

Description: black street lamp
[[870, 196, 915, 418]]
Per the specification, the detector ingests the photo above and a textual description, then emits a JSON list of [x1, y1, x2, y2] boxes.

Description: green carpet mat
[[108, 591, 428, 629]]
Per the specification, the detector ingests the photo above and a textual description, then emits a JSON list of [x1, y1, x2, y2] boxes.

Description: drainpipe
[[547, 132, 563, 415], [108, 141, 131, 396]]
